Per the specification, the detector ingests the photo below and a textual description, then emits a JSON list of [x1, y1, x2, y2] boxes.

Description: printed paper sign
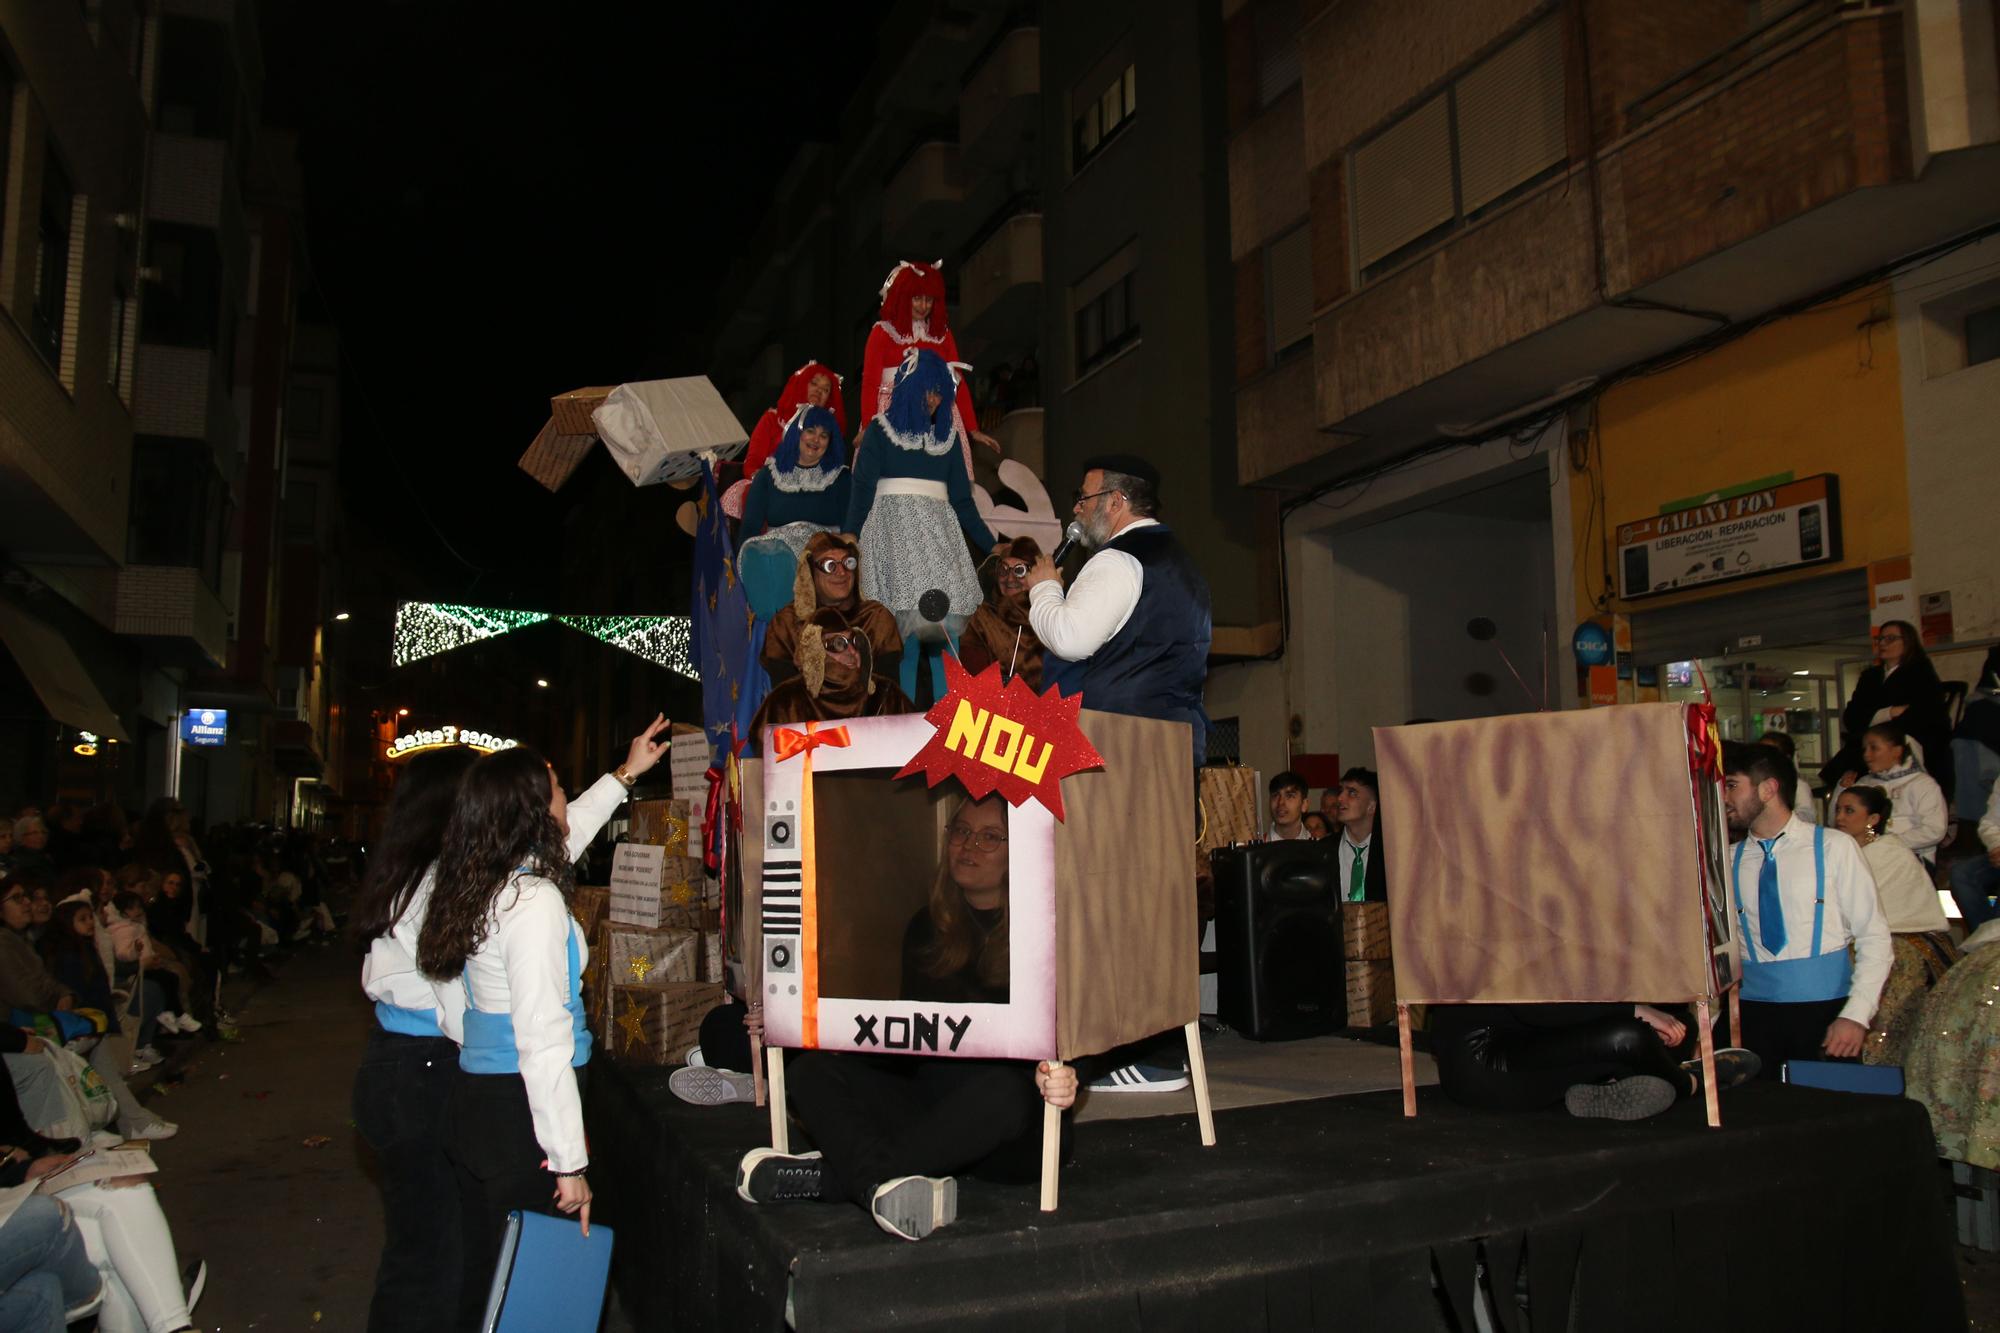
[[609, 843, 668, 928], [670, 739, 709, 850]]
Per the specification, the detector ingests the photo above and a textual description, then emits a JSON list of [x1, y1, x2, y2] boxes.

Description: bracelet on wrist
[[613, 766, 635, 789], [554, 1166, 588, 1178]]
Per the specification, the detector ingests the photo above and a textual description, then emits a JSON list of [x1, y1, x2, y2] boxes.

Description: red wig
[[772, 360, 848, 436], [876, 261, 950, 339]]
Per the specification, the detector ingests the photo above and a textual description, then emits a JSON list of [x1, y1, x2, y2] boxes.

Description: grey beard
[[1079, 511, 1115, 549]]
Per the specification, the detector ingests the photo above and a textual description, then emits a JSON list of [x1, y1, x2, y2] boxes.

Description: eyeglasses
[[946, 824, 1008, 852], [822, 634, 856, 654], [815, 556, 858, 574], [1877, 632, 1904, 643], [1001, 562, 1031, 578], [1072, 488, 1117, 506]]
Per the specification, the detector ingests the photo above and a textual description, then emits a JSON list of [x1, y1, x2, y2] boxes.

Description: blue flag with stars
[[690, 460, 752, 754]]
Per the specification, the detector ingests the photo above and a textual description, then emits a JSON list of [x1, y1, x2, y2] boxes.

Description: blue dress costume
[[739, 405, 852, 550]]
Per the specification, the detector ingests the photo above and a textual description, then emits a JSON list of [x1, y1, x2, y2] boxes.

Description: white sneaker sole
[[669, 1066, 753, 1106], [871, 1175, 956, 1241]]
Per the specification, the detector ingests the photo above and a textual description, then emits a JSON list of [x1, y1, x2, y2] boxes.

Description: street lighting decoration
[[390, 602, 696, 680], [536, 678, 551, 688], [333, 611, 352, 621]]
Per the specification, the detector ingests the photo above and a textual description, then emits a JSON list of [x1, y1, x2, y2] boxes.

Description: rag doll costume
[[740, 405, 852, 549], [858, 261, 981, 477], [725, 360, 849, 521]]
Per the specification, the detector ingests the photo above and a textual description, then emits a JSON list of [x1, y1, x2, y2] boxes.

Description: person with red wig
[[859, 261, 998, 472], [743, 361, 847, 476]]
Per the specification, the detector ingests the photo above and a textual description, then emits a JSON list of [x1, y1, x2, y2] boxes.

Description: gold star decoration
[[730, 680, 740, 702], [722, 558, 736, 590], [626, 953, 654, 982], [669, 880, 696, 906], [696, 492, 710, 519], [707, 589, 719, 613], [744, 604, 757, 634], [616, 994, 649, 1051]]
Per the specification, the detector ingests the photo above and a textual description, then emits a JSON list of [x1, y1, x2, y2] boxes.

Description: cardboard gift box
[[627, 800, 692, 857], [1341, 903, 1392, 962], [607, 981, 725, 1066], [1345, 960, 1397, 1027], [571, 886, 611, 941], [608, 851, 706, 927], [605, 927, 700, 989], [700, 930, 724, 986], [1198, 766, 1261, 856]]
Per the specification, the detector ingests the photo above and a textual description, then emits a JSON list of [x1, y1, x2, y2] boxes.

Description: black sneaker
[[1682, 1047, 1762, 1091], [870, 1175, 957, 1241], [1563, 1075, 1677, 1121], [735, 1149, 825, 1204]]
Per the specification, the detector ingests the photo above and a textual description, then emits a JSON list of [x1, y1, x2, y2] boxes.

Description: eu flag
[[690, 461, 751, 754]]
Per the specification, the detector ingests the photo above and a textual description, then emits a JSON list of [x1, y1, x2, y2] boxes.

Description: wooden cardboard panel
[[1376, 704, 1712, 1004], [1054, 710, 1199, 1061]]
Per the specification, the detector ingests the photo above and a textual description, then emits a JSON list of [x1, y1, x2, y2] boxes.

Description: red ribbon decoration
[[771, 722, 852, 763]]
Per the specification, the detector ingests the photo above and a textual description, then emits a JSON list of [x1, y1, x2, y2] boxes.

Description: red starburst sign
[[894, 656, 1104, 820]]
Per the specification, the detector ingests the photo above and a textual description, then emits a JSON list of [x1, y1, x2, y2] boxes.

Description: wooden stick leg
[[1728, 983, 1741, 1049], [750, 1030, 767, 1108], [1397, 1004, 1417, 1118], [1185, 1021, 1216, 1148], [1698, 998, 1720, 1129], [766, 1045, 789, 1153], [1039, 1060, 1063, 1213]]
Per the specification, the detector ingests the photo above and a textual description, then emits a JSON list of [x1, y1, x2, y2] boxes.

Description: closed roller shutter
[[1350, 93, 1453, 271], [1628, 569, 1870, 666], [1456, 15, 1567, 214]]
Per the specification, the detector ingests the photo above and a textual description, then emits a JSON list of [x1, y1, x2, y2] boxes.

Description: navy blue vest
[[1048, 522, 1211, 764]]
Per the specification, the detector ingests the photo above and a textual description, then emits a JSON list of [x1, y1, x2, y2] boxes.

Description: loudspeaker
[[1212, 840, 1346, 1041]]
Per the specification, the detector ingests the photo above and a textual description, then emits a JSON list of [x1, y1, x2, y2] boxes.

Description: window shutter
[[1350, 94, 1454, 270], [1456, 16, 1567, 214], [1266, 224, 1313, 353]]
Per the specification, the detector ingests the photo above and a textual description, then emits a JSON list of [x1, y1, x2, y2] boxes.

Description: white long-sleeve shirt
[[1793, 777, 1818, 825], [1732, 816, 1892, 1026], [361, 773, 627, 1042], [1980, 780, 2000, 852], [1853, 765, 1948, 863], [1026, 517, 1157, 662], [1858, 836, 1950, 934]]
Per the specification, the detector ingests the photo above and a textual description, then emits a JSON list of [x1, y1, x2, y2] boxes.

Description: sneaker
[[171, 1013, 203, 1034], [683, 1044, 707, 1068], [1564, 1075, 1677, 1121], [129, 1120, 178, 1141], [870, 1175, 957, 1241], [735, 1148, 824, 1204], [1681, 1046, 1762, 1092], [126, 1049, 163, 1074], [183, 1257, 207, 1312], [670, 1066, 753, 1106], [1088, 1062, 1190, 1094]]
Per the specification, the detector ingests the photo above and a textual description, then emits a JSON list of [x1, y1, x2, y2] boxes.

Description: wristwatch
[[613, 766, 636, 789]]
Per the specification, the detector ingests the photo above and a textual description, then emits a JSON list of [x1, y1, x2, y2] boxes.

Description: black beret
[[1080, 453, 1161, 490]]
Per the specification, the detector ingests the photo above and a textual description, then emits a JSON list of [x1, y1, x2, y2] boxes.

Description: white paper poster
[[670, 739, 709, 850], [609, 843, 668, 928]]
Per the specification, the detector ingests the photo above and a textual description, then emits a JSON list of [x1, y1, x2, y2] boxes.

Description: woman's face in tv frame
[[947, 799, 1008, 908]]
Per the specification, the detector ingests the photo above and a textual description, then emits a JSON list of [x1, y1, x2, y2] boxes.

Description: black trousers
[[698, 1000, 754, 1072], [442, 1062, 589, 1331], [1739, 997, 1851, 1080], [352, 1028, 461, 1333], [1434, 1015, 1688, 1112], [787, 1052, 1056, 1207]]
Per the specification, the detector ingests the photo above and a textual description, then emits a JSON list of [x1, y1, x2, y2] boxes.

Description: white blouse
[[1853, 766, 1948, 863], [1859, 835, 1949, 934]]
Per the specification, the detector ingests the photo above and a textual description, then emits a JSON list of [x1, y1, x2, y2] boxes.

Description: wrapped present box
[[606, 926, 700, 989], [571, 886, 611, 941], [1341, 903, 1392, 962], [627, 799, 692, 857], [609, 852, 706, 928], [1198, 766, 1261, 856], [701, 930, 724, 986], [1345, 960, 1396, 1027], [607, 981, 725, 1066]]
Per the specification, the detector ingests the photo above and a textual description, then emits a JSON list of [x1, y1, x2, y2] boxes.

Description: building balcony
[[134, 344, 238, 455], [960, 28, 1040, 173], [1235, 353, 1323, 487], [114, 564, 228, 668], [881, 141, 966, 256], [957, 213, 1042, 350]]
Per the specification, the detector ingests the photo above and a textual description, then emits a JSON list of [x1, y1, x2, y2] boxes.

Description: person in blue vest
[[415, 719, 669, 1331], [1024, 453, 1211, 1092], [1721, 741, 1891, 1079]]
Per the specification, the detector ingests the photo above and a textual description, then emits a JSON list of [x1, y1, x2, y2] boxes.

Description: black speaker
[[1213, 840, 1346, 1040]]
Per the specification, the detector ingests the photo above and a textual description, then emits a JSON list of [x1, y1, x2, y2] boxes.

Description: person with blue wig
[[845, 348, 997, 699], [741, 404, 852, 543]]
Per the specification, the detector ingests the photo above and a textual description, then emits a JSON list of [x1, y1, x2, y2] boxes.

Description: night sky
[[260, 3, 891, 606]]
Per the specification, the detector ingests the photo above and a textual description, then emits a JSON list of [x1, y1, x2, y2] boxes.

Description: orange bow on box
[[771, 722, 852, 763]]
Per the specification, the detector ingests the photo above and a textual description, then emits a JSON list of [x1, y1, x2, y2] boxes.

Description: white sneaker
[[669, 1066, 752, 1106], [183, 1257, 207, 1312], [171, 1013, 203, 1034], [870, 1175, 957, 1241], [683, 1044, 707, 1068], [130, 1120, 178, 1141], [126, 1049, 163, 1073]]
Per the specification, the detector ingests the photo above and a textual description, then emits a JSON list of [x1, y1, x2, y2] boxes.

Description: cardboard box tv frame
[[1376, 702, 1743, 1128], [748, 709, 1213, 1208]]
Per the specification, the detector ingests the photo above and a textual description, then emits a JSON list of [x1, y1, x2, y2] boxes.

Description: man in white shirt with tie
[[1332, 767, 1384, 903], [1722, 742, 1890, 1078]]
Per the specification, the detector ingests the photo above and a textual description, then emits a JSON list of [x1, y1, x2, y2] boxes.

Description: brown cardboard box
[[607, 981, 725, 1066], [571, 886, 611, 941], [1342, 903, 1392, 962], [1198, 766, 1261, 856], [584, 921, 610, 1037], [549, 385, 614, 435], [1345, 960, 1397, 1027], [605, 927, 700, 989], [607, 853, 706, 928], [627, 801, 692, 856], [700, 930, 724, 986]]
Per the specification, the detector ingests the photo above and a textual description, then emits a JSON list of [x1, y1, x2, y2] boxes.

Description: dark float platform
[[586, 1058, 1964, 1331]]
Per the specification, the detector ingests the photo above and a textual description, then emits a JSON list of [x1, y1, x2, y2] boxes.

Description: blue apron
[[459, 920, 593, 1074], [1732, 825, 1851, 1003], [374, 1000, 443, 1037]]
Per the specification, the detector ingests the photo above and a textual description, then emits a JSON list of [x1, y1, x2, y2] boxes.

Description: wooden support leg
[[1397, 1004, 1417, 1118], [750, 1031, 766, 1108], [1039, 1060, 1064, 1212], [1185, 1021, 1216, 1148], [1728, 983, 1741, 1049], [766, 1045, 789, 1153], [1698, 997, 1720, 1129]]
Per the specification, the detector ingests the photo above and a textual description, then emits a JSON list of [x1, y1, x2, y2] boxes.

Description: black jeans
[[442, 1062, 589, 1331], [1434, 1014, 1688, 1112], [787, 1052, 1056, 1207], [698, 1000, 754, 1072], [352, 1028, 461, 1333], [1739, 997, 1851, 1080]]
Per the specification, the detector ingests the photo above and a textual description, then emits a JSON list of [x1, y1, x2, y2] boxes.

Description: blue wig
[[773, 404, 847, 473], [882, 347, 960, 445]]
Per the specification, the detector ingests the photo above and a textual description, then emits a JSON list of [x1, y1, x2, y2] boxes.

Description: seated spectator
[[1266, 771, 1309, 841], [1332, 766, 1386, 903], [43, 899, 174, 1075], [8, 817, 53, 887], [956, 538, 1047, 689], [750, 608, 915, 730], [1949, 778, 2000, 931], [734, 797, 1075, 1240], [1953, 646, 2000, 824], [1852, 725, 1948, 863], [762, 533, 902, 690], [1830, 787, 1956, 1066], [1723, 742, 1890, 1078], [44, 802, 85, 873], [1757, 731, 1818, 824], [1301, 811, 1330, 840], [75, 802, 133, 873], [20, 884, 53, 949], [1432, 1002, 1757, 1120], [0, 1190, 101, 1330]]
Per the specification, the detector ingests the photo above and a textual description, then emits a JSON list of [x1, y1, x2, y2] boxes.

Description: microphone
[[1050, 520, 1085, 566], [1466, 617, 1541, 710]]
